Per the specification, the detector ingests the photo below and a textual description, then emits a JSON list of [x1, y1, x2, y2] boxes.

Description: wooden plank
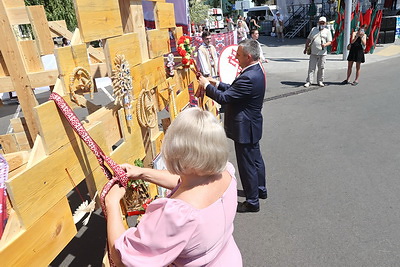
[[130, 1, 149, 61], [0, 76, 13, 92], [48, 20, 68, 38], [14, 132, 30, 151], [19, 40, 44, 72], [48, 22, 106, 62], [90, 62, 108, 79], [28, 69, 58, 88], [34, 100, 71, 155], [131, 56, 166, 98], [26, 135, 46, 169], [156, 80, 170, 111], [0, 198, 77, 266], [154, 2, 176, 29], [73, 0, 123, 42], [54, 44, 90, 93], [3, 151, 30, 172], [0, 1, 39, 142], [0, 134, 19, 153], [0, 70, 59, 92], [3, 0, 25, 8], [83, 104, 123, 152], [118, 0, 133, 33], [0, 52, 9, 76], [146, 29, 170, 59], [172, 26, 183, 41], [7, 7, 30, 25], [10, 118, 26, 133], [26, 5, 54, 55], [5, 122, 108, 228], [103, 33, 142, 78], [114, 108, 146, 163]]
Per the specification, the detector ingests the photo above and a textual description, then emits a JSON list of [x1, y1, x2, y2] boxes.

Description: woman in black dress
[[342, 25, 367, 86]]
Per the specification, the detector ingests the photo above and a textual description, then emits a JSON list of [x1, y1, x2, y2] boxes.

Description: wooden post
[[0, 0, 39, 143]]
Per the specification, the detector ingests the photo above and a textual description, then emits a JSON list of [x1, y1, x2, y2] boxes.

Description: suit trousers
[[306, 54, 326, 83], [234, 141, 267, 207]]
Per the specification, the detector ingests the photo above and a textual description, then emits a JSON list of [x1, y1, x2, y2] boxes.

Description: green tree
[[253, 0, 268, 5], [189, 0, 211, 25], [24, 0, 77, 31]]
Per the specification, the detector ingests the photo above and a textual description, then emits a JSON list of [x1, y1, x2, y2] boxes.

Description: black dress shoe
[[259, 190, 268, 199], [237, 201, 260, 213]]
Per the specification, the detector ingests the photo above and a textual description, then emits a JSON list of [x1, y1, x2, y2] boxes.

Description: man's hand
[[198, 75, 209, 88]]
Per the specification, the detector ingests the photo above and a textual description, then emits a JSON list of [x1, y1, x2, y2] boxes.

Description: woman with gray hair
[[105, 107, 243, 266]]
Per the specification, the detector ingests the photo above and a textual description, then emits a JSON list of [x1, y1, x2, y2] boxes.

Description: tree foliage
[[24, 0, 77, 31], [189, 0, 211, 25], [253, 0, 268, 5]]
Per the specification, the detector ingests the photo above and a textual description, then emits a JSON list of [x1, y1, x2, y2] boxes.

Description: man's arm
[[206, 76, 252, 105]]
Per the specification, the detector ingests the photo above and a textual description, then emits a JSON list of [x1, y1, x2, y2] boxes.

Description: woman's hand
[[120, 163, 145, 180], [105, 184, 126, 206]]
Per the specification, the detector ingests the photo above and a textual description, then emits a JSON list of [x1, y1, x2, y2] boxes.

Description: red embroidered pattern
[[49, 93, 128, 218]]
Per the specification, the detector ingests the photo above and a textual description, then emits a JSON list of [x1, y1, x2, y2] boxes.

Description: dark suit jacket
[[206, 63, 266, 144]]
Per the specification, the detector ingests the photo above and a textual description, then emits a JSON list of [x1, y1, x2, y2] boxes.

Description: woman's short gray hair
[[238, 39, 260, 61], [162, 107, 228, 176]]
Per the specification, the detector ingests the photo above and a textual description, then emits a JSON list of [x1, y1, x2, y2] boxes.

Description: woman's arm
[[350, 32, 357, 43], [105, 185, 127, 267], [120, 164, 180, 190]]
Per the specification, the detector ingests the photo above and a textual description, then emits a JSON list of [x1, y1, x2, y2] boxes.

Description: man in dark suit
[[198, 39, 267, 213]]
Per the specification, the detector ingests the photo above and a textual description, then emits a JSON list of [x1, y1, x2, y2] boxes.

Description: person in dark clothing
[[198, 39, 268, 213], [342, 25, 367, 86]]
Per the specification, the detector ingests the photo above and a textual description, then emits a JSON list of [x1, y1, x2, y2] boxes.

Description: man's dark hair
[[202, 31, 211, 39], [250, 29, 259, 36]]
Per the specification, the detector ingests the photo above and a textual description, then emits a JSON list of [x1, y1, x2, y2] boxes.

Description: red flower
[[182, 57, 189, 65], [179, 49, 187, 57]]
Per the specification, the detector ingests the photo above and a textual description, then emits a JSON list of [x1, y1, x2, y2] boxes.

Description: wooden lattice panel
[[55, 44, 91, 94], [0, 198, 76, 266], [103, 32, 142, 75], [146, 29, 170, 58], [154, 2, 176, 29], [131, 56, 166, 97], [26, 5, 54, 55], [19, 40, 44, 73], [73, 0, 123, 42]]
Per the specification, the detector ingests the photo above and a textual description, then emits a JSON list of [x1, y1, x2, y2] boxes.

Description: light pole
[[343, 0, 352, 60]]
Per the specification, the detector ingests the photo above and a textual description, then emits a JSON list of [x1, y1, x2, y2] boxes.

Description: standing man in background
[[198, 31, 219, 78], [198, 39, 268, 213], [303, 16, 332, 87]]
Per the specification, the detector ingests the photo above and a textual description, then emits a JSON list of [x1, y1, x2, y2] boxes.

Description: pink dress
[[115, 162, 242, 267]]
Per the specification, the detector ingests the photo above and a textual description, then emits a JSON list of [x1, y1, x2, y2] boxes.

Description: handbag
[[306, 46, 311, 55], [306, 31, 319, 55]]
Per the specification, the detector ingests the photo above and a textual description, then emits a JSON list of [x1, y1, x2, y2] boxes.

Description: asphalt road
[[233, 56, 400, 266]]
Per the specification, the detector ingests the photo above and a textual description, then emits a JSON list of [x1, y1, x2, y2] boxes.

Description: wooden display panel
[[130, 1, 149, 61], [146, 29, 170, 58], [103, 33, 142, 75], [0, 198, 77, 266], [7, 6, 30, 25], [26, 5, 54, 55], [0, 52, 9, 76], [3, 0, 25, 8], [73, 0, 123, 42], [19, 40, 44, 73], [131, 56, 166, 98], [55, 44, 90, 94], [6, 122, 107, 228], [154, 2, 176, 29]]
